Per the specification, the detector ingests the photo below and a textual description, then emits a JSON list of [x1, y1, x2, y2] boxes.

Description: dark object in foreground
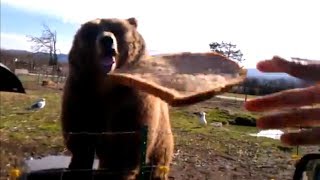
[[230, 116, 257, 127], [0, 63, 26, 94], [19, 168, 138, 180], [293, 153, 320, 180], [18, 167, 175, 180]]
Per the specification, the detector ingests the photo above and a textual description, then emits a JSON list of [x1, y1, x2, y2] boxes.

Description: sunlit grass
[[169, 109, 281, 152]]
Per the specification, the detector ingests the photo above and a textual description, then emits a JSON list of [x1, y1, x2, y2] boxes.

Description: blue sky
[[1, 0, 319, 68], [1, 3, 78, 54]]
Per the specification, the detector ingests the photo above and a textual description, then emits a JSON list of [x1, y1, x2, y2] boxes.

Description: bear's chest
[[100, 85, 147, 130]]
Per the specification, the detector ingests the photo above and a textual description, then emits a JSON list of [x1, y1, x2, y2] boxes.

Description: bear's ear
[[127, 17, 138, 28]]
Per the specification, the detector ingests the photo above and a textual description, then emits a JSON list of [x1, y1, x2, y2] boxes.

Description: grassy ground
[[0, 86, 318, 179]]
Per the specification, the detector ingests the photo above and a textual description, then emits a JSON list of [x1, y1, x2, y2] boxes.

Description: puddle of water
[[24, 155, 99, 171], [249, 129, 284, 140]]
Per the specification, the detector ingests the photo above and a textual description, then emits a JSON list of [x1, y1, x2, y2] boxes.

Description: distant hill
[[246, 68, 315, 88], [247, 68, 294, 79], [1, 49, 69, 62], [57, 54, 68, 62]]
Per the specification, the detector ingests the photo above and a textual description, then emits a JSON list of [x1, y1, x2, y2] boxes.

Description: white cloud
[[0, 33, 32, 51], [2, 0, 320, 68], [0, 32, 72, 54]]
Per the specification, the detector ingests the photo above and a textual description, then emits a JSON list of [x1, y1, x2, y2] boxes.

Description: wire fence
[[18, 164, 175, 180], [15, 126, 175, 180], [8, 124, 320, 180]]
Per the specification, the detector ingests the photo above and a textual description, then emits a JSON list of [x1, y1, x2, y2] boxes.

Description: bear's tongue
[[101, 56, 115, 73]]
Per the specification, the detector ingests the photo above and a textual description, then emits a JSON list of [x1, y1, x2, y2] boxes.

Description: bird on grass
[[193, 111, 207, 126], [26, 98, 46, 111]]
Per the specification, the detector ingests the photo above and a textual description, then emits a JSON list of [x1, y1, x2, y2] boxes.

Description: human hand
[[244, 56, 320, 146]]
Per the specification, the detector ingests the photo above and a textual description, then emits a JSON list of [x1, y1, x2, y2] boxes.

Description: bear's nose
[[99, 35, 114, 49], [96, 31, 118, 57]]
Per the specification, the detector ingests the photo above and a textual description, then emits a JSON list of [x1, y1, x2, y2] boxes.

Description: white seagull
[[194, 111, 207, 126], [26, 98, 46, 111]]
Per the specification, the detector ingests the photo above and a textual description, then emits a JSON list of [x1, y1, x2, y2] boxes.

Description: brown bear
[[61, 17, 174, 180]]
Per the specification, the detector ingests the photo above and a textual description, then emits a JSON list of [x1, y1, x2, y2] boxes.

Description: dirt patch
[[169, 131, 296, 180], [41, 80, 64, 90]]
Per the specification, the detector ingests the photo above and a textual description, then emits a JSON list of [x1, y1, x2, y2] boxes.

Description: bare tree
[[209, 41, 245, 63], [27, 23, 58, 73], [210, 41, 246, 99]]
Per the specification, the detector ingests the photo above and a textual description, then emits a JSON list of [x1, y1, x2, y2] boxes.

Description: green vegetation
[[170, 108, 280, 151], [0, 90, 63, 145], [0, 89, 300, 178]]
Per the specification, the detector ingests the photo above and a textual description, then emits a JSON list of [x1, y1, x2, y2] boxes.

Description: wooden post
[[139, 125, 148, 180]]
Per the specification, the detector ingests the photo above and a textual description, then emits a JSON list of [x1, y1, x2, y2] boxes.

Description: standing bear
[[61, 17, 174, 180]]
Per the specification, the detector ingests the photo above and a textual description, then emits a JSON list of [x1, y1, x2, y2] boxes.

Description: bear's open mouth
[[101, 56, 116, 73], [100, 48, 117, 73], [96, 32, 118, 74]]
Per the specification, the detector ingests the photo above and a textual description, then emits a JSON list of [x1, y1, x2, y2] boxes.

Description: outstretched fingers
[[257, 108, 320, 129], [257, 56, 320, 82], [244, 85, 320, 112], [247, 56, 320, 146], [280, 128, 320, 146]]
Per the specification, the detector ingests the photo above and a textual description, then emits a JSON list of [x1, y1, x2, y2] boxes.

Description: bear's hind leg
[[149, 138, 174, 180]]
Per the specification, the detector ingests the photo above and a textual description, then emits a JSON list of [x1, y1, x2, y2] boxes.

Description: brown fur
[[61, 18, 174, 179]]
